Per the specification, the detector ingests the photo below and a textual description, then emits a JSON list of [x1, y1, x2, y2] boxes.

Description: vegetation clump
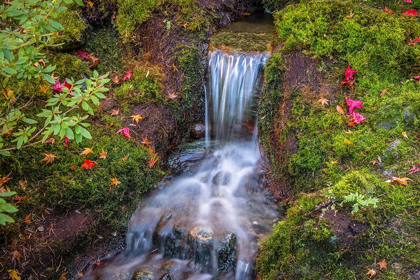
[[257, 0, 420, 278]]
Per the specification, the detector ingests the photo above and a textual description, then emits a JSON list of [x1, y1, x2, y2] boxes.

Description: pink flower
[[345, 97, 364, 114], [344, 65, 358, 81], [77, 50, 89, 60], [116, 127, 131, 139], [350, 111, 366, 124], [121, 69, 132, 82], [402, 9, 418, 16]]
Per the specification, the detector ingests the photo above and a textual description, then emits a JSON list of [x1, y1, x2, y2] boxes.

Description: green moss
[[48, 53, 92, 80], [54, 4, 87, 50], [114, 65, 164, 111]]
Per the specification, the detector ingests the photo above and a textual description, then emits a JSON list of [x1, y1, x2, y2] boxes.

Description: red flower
[[344, 65, 358, 81], [402, 9, 418, 17], [52, 79, 72, 93], [116, 127, 131, 139], [81, 159, 97, 170], [345, 97, 364, 114], [77, 50, 89, 60], [121, 69, 132, 82]]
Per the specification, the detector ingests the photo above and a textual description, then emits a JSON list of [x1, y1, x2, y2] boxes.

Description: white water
[[81, 50, 277, 280]]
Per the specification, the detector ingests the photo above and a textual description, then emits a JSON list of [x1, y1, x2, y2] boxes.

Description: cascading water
[[81, 49, 278, 280]]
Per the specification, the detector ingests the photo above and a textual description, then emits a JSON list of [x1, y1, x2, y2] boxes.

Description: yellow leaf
[[366, 268, 376, 278], [8, 270, 21, 280], [344, 139, 352, 145], [336, 105, 345, 115], [109, 177, 120, 187], [330, 160, 338, 165], [58, 273, 67, 280], [130, 114, 144, 124], [86, 0, 94, 8], [42, 153, 57, 164], [402, 132, 408, 139], [80, 147, 94, 156]]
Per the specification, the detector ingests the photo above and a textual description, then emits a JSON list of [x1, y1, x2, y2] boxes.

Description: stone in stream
[[131, 269, 154, 280], [167, 140, 208, 173], [152, 213, 186, 259], [212, 171, 232, 186], [159, 273, 172, 280], [187, 227, 214, 272], [217, 233, 237, 272]]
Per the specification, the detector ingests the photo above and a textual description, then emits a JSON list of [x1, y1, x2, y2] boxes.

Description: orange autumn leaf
[[11, 250, 22, 264], [141, 136, 151, 147], [42, 153, 57, 164], [99, 150, 107, 160], [58, 273, 67, 280], [70, 163, 78, 170], [112, 75, 120, 84], [391, 177, 411, 186], [0, 173, 12, 186], [336, 105, 345, 115], [167, 92, 178, 100], [122, 154, 129, 161], [24, 213, 31, 224], [346, 11, 355, 18], [40, 85, 48, 93], [380, 89, 387, 95], [172, 64, 179, 72], [13, 195, 27, 202], [148, 153, 159, 168], [366, 268, 376, 278], [317, 97, 329, 106], [111, 109, 120, 116], [80, 147, 94, 156], [377, 259, 387, 270], [109, 177, 120, 187]]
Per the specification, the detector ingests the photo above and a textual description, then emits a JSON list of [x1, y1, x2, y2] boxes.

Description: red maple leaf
[[81, 159, 97, 170], [345, 97, 364, 114], [383, 7, 395, 15], [407, 164, 419, 174], [52, 79, 72, 93], [344, 65, 358, 81], [348, 111, 366, 126], [116, 127, 131, 139], [404, 0, 412, 3], [408, 37, 420, 46], [402, 9, 418, 17], [77, 50, 89, 60], [121, 69, 132, 82], [414, 76, 420, 83]]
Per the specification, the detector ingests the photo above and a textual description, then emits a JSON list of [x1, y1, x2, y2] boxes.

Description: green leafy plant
[[163, 19, 172, 30], [0, 191, 18, 225], [343, 192, 378, 213]]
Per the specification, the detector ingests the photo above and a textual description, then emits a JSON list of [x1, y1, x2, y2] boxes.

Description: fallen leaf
[[112, 75, 120, 84], [167, 92, 178, 100], [370, 160, 378, 165], [380, 89, 387, 95], [341, 79, 355, 88], [45, 138, 55, 144], [344, 139, 352, 145], [366, 268, 376, 278], [346, 11, 354, 18], [40, 85, 48, 93], [383, 7, 395, 15], [13, 195, 27, 202], [407, 164, 419, 174], [402, 9, 418, 17], [144, 52, 151, 61], [336, 105, 345, 115], [402, 132, 408, 139], [77, 50, 89, 60], [42, 153, 57, 164], [0, 174, 12, 186], [86, 0, 93, 7], [172, 64, 178, 72], [391, 177, 412, 186], [122, 154, 129, 161], [330, 160, 338, 165], [409, 38, 420, 46], [121, 69, 131, 82], [87, 55, 100, 69], [404, 0, 412, 3], [141, 137, 151, 147], [19, 180, 27, 189], [148, 153, 159, 168], [109, 177, 120, 187], [81, 159, 97, 170], [116, 127, 131, 139], [2, 89, 15, 101], [11, 250, 22, 264], [111, 109, 120, 116], [131, 114, 144, 124], [99, 150, 107, 160], [414, 76, 420, 83], [377, 259, 387, 270], [8, 270, 21, 280], [345, 97, 364, 114], [24, 213, 31, 224], [344, 65, 358, 81], [70, 163, 77, 170], [348, 111, 366, 126], [182, 23, 188, 29], [80, 147, 94, 156], [317, 97, 329, 106]]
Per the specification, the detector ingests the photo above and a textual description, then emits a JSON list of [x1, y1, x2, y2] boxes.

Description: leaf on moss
[[42, 153, 57, 164]]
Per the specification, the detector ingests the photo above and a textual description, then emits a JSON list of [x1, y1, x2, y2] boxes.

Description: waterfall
[[206, 50, 269, 143], [81, 49, 277, 280]]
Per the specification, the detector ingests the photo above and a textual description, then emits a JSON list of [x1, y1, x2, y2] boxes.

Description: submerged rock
[[187, 227, 214, 272], [132, 269, 153, 280], [212, 171, 232, 186], [167, 140, 208, 173], [217, 233, 237, 272], [159, 273, 173, 280]]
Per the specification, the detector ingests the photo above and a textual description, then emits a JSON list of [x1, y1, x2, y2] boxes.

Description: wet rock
[[153, 214, 186, 259], [377, 121, 397, 130], [212, 171, 232, 186], [108, 271, 131, 280], [187, 227, 214, 272], [403, 106, 415, 122], [217, 233, 237, 272], [159, 273, 172, 280], [191, 123, 206, 139], [168, 140, 207, 173], [383, 139, 401, 158], [382, 169, 394, 177], [132, 269, 153, 280]]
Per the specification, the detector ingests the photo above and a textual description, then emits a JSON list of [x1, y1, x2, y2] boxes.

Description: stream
[[82, 16, 279, 280]]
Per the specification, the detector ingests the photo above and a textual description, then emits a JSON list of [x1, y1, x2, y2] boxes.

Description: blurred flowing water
[[82, 49, 278, 280]]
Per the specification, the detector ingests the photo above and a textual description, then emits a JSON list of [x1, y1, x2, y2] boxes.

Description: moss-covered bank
[[257, 0, 419, 279]]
